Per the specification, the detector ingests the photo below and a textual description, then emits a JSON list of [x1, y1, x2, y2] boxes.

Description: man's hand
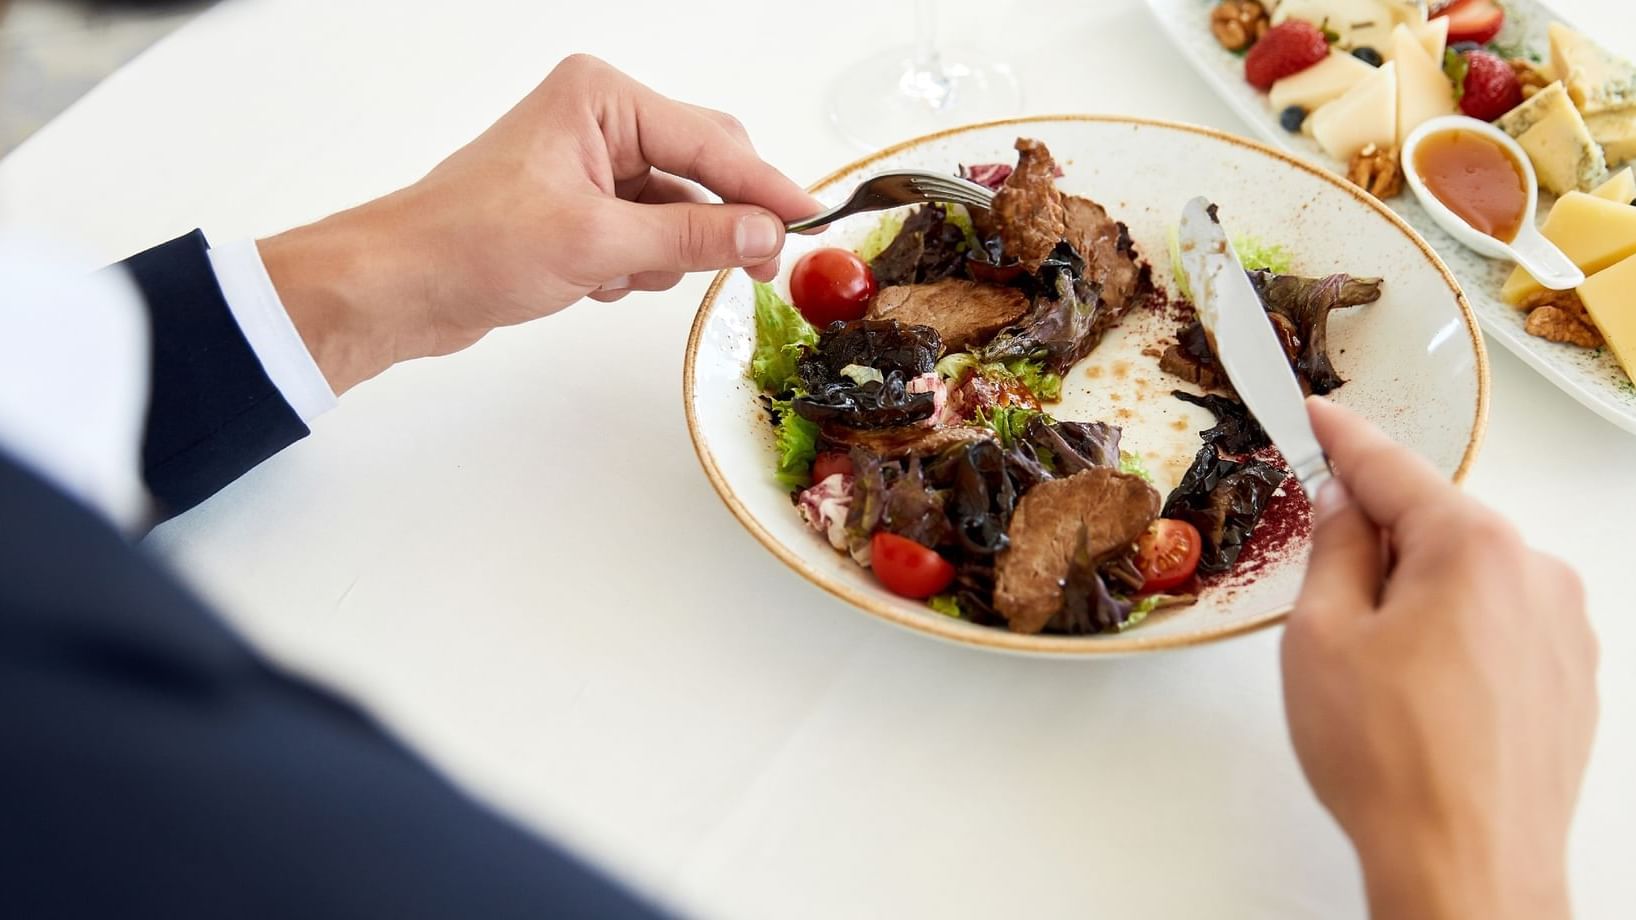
[[259, 55, 821, 393], [1283, 397, 1598, 920]]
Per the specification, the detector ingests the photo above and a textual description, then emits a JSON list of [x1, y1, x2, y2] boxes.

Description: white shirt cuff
[[207, 239, 337, 424]]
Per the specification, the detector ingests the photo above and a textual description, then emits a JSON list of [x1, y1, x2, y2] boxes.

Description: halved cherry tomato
[[871, 532, 956, 599], [811, 451, 854, 483], [790, 248, 876, 326], [1135, 519, 1203, 593]]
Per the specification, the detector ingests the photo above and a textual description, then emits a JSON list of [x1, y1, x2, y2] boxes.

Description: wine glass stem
[[913, 0, 940, 71], [904, 0, 952, 109]]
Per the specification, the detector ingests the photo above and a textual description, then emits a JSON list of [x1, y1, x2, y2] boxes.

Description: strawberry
[[1458, 49, 1524, 121], [1437, 0, 1506, 46], [1244, 21, 1331, 92]]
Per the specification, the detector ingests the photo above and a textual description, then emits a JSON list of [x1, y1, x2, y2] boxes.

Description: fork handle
[[784, 204, 850, 234]]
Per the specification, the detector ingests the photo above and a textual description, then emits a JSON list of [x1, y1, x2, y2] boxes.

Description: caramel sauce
[[1413, 130, 1529, 241]]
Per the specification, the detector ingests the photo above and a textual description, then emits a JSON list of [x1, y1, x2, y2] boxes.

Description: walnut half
[[1347, 143, 1404, 200], [1510, 58, 1553, 99], [1524, 299, 1604, 348], [1211, 1, 1269, 52]]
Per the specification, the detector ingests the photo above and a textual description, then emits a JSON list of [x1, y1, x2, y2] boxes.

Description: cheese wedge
[[1547, 22, 1636, 115], [1312, 61, 1398, 161], [1411, 16, 1448, 64], [1591, 167, 1636, 203], [1501, 192, 1636, 305], [1585, 106, 1636, 166], [1271, 51, 1377, 111], [1576, 253, 1636, 383], [1496, 82, 1608, 194], [1392, 24, 1457, 144]]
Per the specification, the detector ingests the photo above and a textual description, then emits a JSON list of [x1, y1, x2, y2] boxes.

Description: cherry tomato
[[811, 451, 854, 483], [871, 532, 956, 599], [790, 248, 876, 326], [1135, 519, 1203, 593]]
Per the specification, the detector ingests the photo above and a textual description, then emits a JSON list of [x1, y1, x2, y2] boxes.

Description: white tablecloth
[[2, 1, 1631, 917]]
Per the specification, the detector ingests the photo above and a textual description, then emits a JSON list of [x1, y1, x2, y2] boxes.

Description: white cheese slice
[[1271, 51, 1377, 111], [1312, 60, 1398, 160], [1585, 106, 1636, 166], [1547, 21, 1636, 115], [1411, 15, 1447, 63], [1273, 0, 1396, 54], [1591, 167, 1635, 203], [1392, 24, 1456, 145]]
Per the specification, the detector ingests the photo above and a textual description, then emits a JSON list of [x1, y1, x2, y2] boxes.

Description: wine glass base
[[827, 45, 1024, 152]]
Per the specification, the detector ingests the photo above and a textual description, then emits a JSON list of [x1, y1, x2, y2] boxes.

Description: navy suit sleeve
[[121, 230, 310, 516], [0, 453, 670, 920]]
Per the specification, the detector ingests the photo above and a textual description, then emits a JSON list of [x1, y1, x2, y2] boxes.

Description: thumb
[[598, 200, 786, 277], [1294, 479, 1385, 626]]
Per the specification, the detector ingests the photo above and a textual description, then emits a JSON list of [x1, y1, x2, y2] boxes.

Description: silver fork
[[784, 170, 996, 233]]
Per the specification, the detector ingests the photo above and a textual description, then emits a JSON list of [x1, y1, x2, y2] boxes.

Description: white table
[[3, 1, 1631, 916]]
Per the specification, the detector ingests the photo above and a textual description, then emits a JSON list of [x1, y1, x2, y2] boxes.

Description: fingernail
[[1313, 479, 1349, 523], [597, 275, 630, 293], [735, 213, 780, 261]]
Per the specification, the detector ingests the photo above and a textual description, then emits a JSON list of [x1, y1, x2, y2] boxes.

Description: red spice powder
[[1196, 450, 1314, 592]]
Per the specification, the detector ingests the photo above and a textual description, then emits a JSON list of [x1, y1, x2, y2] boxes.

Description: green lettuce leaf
[[935, 352, 1062, 402], [975, 405, 1052, 448], [1004, 358, 1063, 401], [770, 398, 819, 491], [855, 211, 907, 263], [748, 283, 818, 392], [1234, 235, 1295, 274], [1118, 451, 1154, 483], [928, 595, 964, 618], [1120, 593, 1189, 631]]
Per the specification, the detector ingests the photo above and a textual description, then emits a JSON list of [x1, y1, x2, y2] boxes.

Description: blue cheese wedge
[[1273, 0, 1397, 53], [1547, 22, 1636, 115], [1585, 107, 1636, 167], [1496, 82, 1608, 194]]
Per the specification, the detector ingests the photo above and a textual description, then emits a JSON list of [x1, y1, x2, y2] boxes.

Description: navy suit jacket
[[0, 232, 665, 919]]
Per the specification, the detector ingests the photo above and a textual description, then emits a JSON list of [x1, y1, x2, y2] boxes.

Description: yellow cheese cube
[[1591, 167, 1635, 203], [1501, 192, 1636, 305], [1548, 21, 1636, 115], [1585, 107, 1636, 167], [1311, 61, 1398, 162], [1576, 253, 1636, 383]]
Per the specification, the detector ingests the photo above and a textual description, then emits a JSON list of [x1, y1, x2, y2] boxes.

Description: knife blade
[[1175, 197, 1332, 502]]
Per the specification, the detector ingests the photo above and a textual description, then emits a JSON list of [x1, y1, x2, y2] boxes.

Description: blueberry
[[1351, 46, 1384, 66], [1450, 41, 1482, 54], [1279, 105, 1309, 133]]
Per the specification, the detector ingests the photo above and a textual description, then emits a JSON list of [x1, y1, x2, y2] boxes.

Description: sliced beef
[[868, 280, 1030, 352], [1063, 195, 1143, 313], [823, 424, 994, 458], [990, 138, 1068, 271], [993, 468, 1160, 634]]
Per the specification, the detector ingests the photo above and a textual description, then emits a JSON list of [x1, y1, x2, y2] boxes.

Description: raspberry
[[1459, 49, 1524, 122], [1244, 21, 1331, 91]]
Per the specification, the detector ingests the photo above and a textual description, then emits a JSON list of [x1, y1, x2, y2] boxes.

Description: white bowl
[[1400, 114, 1583, 291], [684, 115, 1488, 656]]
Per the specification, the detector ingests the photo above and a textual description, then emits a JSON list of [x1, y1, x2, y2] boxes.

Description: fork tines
[[907, 174, 995, 212]]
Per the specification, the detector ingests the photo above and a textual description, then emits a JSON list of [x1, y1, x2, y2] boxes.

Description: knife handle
[[1289, 451, 1334, 504]]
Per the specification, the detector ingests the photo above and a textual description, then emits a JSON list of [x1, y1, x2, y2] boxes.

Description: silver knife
[[1175, 196, 1332, 502]]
